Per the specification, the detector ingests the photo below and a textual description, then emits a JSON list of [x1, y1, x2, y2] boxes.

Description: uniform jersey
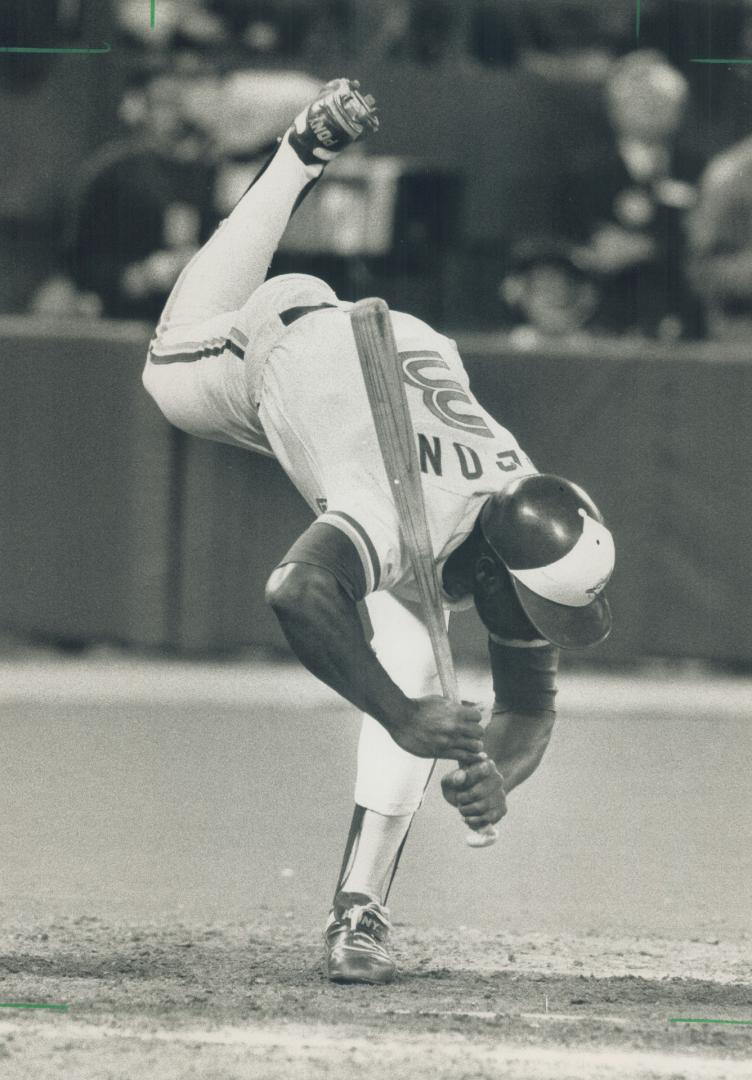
[[256, 304, 538, 608]]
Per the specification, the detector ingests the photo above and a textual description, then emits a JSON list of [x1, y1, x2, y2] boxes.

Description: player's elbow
[[265, 564, 303, 614], [265, 562, 336, 622]]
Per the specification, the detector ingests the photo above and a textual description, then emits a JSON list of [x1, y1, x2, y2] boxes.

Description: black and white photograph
[[1, 1, 751, 1076]]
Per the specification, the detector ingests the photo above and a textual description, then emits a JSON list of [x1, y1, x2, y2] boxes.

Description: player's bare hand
[[441, 753, 507, 829], [393, 697, 484, 760]]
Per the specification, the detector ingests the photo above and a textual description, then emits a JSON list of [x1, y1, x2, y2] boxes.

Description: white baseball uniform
[[143, 138, 537, 816]]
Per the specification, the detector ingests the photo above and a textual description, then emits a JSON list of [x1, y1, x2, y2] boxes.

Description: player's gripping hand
[[393, 697, 484, 760], [441, 753, 507, 831]]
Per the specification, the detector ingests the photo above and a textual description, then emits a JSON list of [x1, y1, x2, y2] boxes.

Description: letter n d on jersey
[[454, 443, 483, 480]]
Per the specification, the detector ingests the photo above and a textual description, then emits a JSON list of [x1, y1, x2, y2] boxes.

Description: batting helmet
[[479, 474, 615, 648]]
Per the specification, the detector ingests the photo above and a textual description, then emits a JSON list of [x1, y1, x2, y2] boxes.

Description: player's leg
[[143, 79, 377, 449], [157, 79, 378, 335], [326, 591, 439, 984]]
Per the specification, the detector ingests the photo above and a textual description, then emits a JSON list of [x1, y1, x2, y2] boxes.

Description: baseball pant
[[142, 137, 436, 819]]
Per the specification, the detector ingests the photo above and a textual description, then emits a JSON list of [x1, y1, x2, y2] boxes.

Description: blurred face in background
[[120, 73, 187, 144], [119, 66, 220, 156], [504, 261, 598, 336], [607, 52, 688, 143], [144, 75, 186, 143]]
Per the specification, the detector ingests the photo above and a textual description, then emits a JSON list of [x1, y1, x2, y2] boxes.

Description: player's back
[[257, 304, 534, 519], [259, 305, 469, 473]]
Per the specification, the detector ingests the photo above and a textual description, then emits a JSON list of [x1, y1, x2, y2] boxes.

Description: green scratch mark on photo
[[669, 1018, 752, 1025], [691, 58, 752, 64], [0, 43, 111, 54], [0, 1003, 69, 1011]]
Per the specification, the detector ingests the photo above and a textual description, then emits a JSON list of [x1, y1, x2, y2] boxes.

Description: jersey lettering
[[416, 433, 525, 482], [454, 442, 483, 479], [400, 351, 493, 438], [496, 449, 522, 472], [418, 434, 442, 476]]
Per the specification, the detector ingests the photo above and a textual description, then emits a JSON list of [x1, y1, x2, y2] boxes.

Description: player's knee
[[372, 634, 437, 695]]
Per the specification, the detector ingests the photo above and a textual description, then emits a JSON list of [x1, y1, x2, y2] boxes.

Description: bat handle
[[465, 823, 499, 848]]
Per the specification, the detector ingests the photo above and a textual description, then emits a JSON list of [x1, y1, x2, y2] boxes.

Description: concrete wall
[[2, 318, 750, 662]]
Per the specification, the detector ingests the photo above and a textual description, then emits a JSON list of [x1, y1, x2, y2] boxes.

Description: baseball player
[[143, 79, 615, 984]]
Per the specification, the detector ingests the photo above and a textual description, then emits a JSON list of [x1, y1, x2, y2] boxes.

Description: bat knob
[[465, 824, 499, 848]]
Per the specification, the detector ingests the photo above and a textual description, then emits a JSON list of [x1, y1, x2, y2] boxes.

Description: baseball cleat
[[286, 78, 379, 166], [325, 891, 396, 984]]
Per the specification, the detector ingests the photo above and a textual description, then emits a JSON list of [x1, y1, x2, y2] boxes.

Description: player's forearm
[[483, 709, 555, 793], [266, 564, 411, 731]]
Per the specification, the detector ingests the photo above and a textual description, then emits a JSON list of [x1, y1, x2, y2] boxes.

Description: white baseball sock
[[340, 809, 414, 904]]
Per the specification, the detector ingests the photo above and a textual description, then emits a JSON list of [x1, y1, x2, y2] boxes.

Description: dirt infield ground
[[1, 653, 750, 1077], [1, 916, 751, 1079]]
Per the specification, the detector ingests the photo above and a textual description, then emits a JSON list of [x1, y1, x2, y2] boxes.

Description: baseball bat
[[351, 297, 498, 849]]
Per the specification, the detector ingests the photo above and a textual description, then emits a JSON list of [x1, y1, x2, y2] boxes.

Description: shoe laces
[[346, 901, 391, 936]]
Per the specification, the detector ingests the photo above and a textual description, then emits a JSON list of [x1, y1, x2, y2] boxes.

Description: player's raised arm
[[265, 527, 483, 762]]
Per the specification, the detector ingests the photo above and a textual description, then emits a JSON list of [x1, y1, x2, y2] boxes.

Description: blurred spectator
[[208, 70, 323, 218], [32, 63, 327, 319], [397, 0, 456, 64], [469, 2, 521, 68], [638, 0, 746, 71], [364, 0, 459, 65], [211, 70, 321, 159], [36, 59, 219, 321], [687, 135, 752, 342], [117, 0, 226, 50], [521, 0, 630, 81], [564, 50, 703, 339], [0, 0, 80, 91], [205, 0, 336, 59], [500, 237, 599, 346]]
